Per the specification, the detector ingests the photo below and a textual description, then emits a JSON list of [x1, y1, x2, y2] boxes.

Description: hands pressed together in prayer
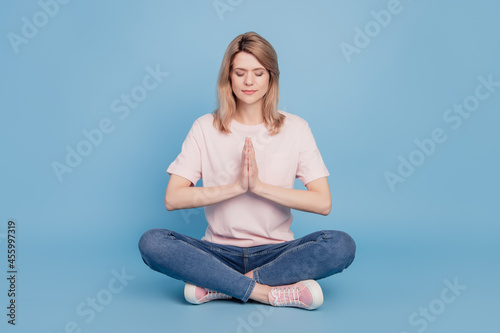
[[237, 137, 263, 193]]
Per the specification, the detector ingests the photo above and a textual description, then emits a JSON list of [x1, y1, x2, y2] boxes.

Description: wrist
[[233, 182, 246, 195], [250, 180, 265, 196]]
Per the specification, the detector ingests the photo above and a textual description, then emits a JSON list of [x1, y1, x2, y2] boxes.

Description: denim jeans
[[138, 228, 356, 302]]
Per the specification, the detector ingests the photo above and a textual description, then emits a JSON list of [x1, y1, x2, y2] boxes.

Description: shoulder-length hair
[[212, 31, 285, 136]]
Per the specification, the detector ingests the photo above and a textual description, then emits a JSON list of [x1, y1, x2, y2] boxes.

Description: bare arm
[[245, 137, 331, 216], [252, 177, 332, 216], [165, 137, 331, 215], [165, 140, 251, 211], [164, 174, 245, 211]]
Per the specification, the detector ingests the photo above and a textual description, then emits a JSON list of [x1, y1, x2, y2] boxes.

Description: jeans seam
[[243, 248, 247, 273], [253, 239, 321, 283], [164, 230, 176, 239], [166, 238, 255, 301], [253, 269, 261, 284], [321, 230, 329, 240], [166, 230, 244, 262], [206, 246, 244, 257], [247, 231, 327, 257], [174, 239, 241, 275], [247, 247, 289, 257], [241, 278, 256, 303]]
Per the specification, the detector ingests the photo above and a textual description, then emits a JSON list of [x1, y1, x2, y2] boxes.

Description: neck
[[234, 101, 264, 125]]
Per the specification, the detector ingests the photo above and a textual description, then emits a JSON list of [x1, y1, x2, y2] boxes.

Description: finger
[[250, 145, 255, 160]]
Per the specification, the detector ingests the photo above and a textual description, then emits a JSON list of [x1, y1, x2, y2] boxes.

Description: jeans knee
[[138, 228, 170, 258], [338, 231, 356, 259], [321, 230, 356, 268]]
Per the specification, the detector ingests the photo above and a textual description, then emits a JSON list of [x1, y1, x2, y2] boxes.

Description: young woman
[[138, 32, 356, 310]]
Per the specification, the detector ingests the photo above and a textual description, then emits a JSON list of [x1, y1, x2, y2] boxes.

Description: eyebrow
[[233, 67, 266, 71]]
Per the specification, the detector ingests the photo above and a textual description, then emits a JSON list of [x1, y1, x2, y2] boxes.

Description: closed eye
[[234, 71, 265, 77]]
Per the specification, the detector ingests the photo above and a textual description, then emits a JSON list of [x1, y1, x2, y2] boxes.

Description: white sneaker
[[184, 283, 232, 304]]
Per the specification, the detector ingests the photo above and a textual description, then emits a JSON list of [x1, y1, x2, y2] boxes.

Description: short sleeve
[[166, 120, 202, 186], [296, 122, 330, 186]]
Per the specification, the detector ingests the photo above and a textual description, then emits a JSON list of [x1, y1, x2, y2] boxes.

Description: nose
[[244, 73, 254, 86]]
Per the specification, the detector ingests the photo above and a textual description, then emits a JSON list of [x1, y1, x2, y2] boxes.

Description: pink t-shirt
[[166, 110, 330, 247]]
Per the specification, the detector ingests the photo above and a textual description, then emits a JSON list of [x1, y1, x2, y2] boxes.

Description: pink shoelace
[[269, 286, 302, 306], [205, 289, 231, 300]]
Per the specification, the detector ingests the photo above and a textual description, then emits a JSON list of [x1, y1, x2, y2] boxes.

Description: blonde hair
[[212, 31, 285, 136]]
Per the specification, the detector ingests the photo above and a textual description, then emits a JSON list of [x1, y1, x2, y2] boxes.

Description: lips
[[242, 90, 257, 95]]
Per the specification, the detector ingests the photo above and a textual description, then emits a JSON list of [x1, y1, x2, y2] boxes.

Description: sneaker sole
[[300, 279, 324, 310]]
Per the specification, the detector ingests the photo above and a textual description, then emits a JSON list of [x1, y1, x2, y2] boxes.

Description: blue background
[[1, 0, 499, 332]]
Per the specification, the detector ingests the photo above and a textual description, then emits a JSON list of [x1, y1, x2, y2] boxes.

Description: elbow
[[319, 200, 332, 216], [164, 195, 177, 211]]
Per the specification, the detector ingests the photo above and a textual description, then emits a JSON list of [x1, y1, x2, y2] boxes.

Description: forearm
[[165, 183, 244, 211], [252, 182, 331, 216]]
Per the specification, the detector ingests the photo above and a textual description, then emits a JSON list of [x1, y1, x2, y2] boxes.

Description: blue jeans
[[138, 229, 356, 302]]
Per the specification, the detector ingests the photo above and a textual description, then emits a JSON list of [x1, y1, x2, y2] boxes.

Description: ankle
[[249, 283, 272, 304]]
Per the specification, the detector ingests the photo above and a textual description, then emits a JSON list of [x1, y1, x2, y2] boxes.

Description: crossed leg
[[139, 229, 356, 306]]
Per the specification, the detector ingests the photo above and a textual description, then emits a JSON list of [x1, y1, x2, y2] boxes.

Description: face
[[230, 52, 270, 107]]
